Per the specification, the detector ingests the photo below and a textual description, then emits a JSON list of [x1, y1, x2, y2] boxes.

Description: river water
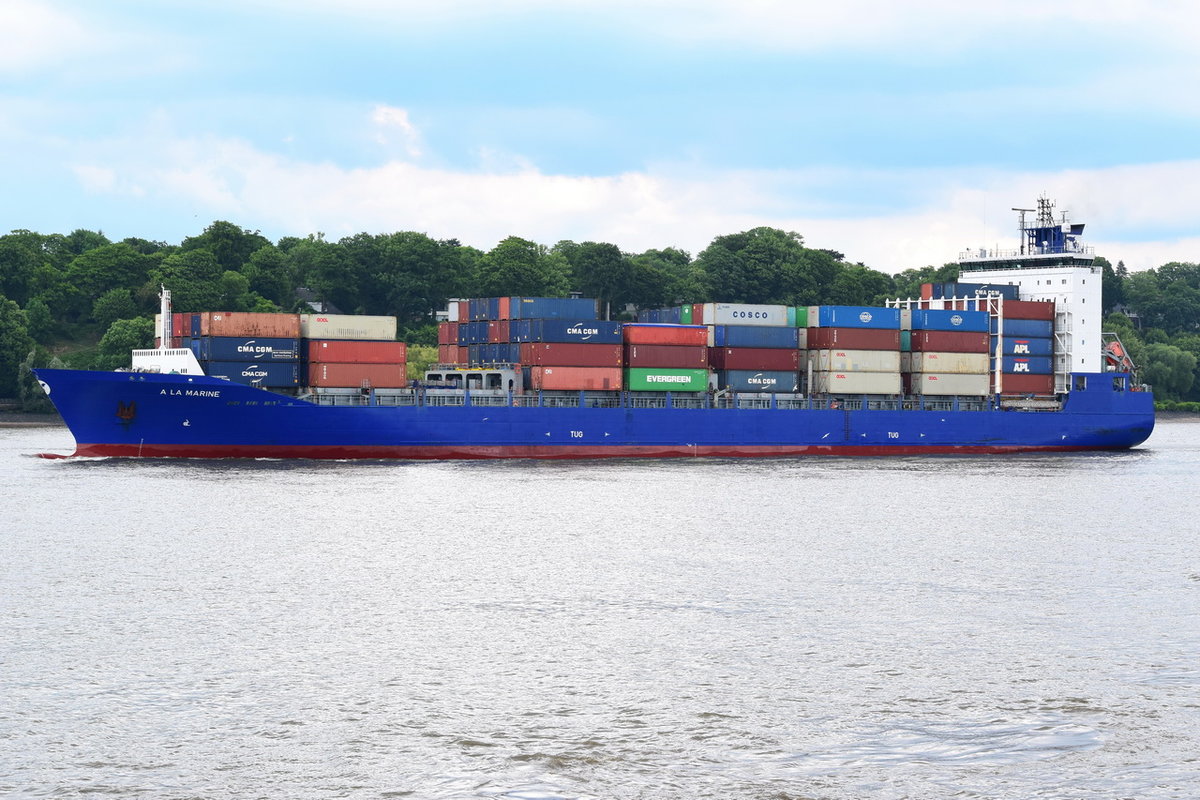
[[2, 421, 1198, 799]]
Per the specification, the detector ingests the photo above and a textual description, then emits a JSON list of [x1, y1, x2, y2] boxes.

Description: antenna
[[1011, 207, 1035, 255]]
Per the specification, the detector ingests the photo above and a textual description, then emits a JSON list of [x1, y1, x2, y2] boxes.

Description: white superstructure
[[957, 198, 1102, 392]]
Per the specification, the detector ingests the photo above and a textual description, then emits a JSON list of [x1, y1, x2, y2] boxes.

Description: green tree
[[0, 295, 34, 397], [826, 264, 896, 306], [0, 230, 45, 306], [288, 235, 358, 313], [92, 288, 138, 329], [697, 227, 807, 303], [1140, 343, 1197, 400], [61, 228, 111, 256], [243, 245, 295, 307], [65, 242, 154, 321], [627, 247, 698, 310], [891, 264, 961, 301], [150, 250, 224, 311], [24, 296, 55, 343], [181, 221, 272, 273], [95, 317, 155, 371], [475, 237, 571, 297], [18, 346, 63, 412], [564, 241, 632, 318]]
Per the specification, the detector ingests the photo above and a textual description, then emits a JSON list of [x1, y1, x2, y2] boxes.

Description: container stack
[[917, 284, 1057, 397], [174, 312, 303, 388], [900, 308, 991, 396], [622, 323, 710, 392], [703, 303, 802, 393], [300, 314, 406, 390], [439, 297, 623, 390], [991, 301, 1056, 396], [807, 306, 902, 395]]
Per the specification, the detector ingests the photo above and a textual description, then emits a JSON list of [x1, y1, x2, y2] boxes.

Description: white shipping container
[[797, 328, 807, 350], [702, 302, 790, 326], [810, 349, 901, 373], [907, 352, 989, 374], [810, 371, 902, 395], [899, 308, 912, 330], [299, 314, 397, 341], [910, 373, 991, 396]]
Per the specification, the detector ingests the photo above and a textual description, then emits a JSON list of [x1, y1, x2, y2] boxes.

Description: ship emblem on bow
[[116, 401, 137, 427]]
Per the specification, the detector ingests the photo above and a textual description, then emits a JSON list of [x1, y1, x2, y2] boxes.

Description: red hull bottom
[[56, 442, 1112, 460]]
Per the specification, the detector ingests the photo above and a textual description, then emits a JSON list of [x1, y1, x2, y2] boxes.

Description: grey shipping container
[[810, 371, 902, 395], [299, 314, 397, 341], [809, 349, 901, 373]]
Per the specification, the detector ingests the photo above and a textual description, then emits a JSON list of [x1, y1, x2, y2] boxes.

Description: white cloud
[[0, 0, 91, 74], [370, 105, 423, 158], [66, 129, 1199, 273]]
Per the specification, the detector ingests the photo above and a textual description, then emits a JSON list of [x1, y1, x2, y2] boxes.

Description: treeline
[[0, 221, 1197, 407]]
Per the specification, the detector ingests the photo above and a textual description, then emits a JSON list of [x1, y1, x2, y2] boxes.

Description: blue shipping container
[[814, 306, 901, 330], [189, 313, 200, 337], [509, 297, 599, 320], [993, 318, 1054, 338], [909, 309, 989, 333], [189, 336, 299, 362], [714, 370, 800, 392], [204, 361, 299, 387], [996, 336, 1054, 356], [514, 318, 624, 344], [933, 282, 1020, 300], [711, 325, 801, 349], [999, 356, 1053, 374]]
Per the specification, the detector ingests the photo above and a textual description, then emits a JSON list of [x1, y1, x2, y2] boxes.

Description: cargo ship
[[34, 202, 1155, 459]]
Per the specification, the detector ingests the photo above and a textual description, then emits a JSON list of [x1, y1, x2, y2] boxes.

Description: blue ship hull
[[33, 368, 1155, 459]]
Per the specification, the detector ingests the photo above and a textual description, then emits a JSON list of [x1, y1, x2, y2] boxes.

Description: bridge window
[[1074, 376, 1088, 391]]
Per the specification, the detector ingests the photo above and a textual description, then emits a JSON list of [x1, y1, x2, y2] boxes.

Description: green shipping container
[[901, 330, 911, 351], [625, 367, 710, 392], [680, 304, 693, 324], [794, 306, 808, 327]]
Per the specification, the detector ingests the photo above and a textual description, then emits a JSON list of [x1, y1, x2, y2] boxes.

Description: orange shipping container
[[528, 366, 623, 391], [306, 340, 407, 364], [307, 363, 407, 388], [622, 324, 709, 346], [198, 312, 301, 338]]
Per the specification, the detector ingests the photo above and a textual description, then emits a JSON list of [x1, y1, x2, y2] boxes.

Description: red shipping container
[[920, 283, 934, 300], [198, 312, 301, 338], [172, 314, 189, 338], [999, 373, 1055, 395], [909, 330, 990, 353], [708, 347, 801, 371], [1002, 300, 1055, 320], [487, 321, 505, 343], [806, 328, 900, 350], [437, 322, 458, 345], [456, 346, 470, 364], [498, 296, 511, 320], [519, 342, 623, 366], [692, 303, 705, 324], [624, 344, 709, 369], [623, 324, 709, 346], [456, 300, 469, 321], [437, 344, 459, 364], [307, 363, 407, 388], [528, 366, 623, 391], [306, 340, 407, 364]]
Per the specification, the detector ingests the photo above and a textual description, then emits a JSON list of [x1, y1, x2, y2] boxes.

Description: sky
[[3, 0, 1199, 274]]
